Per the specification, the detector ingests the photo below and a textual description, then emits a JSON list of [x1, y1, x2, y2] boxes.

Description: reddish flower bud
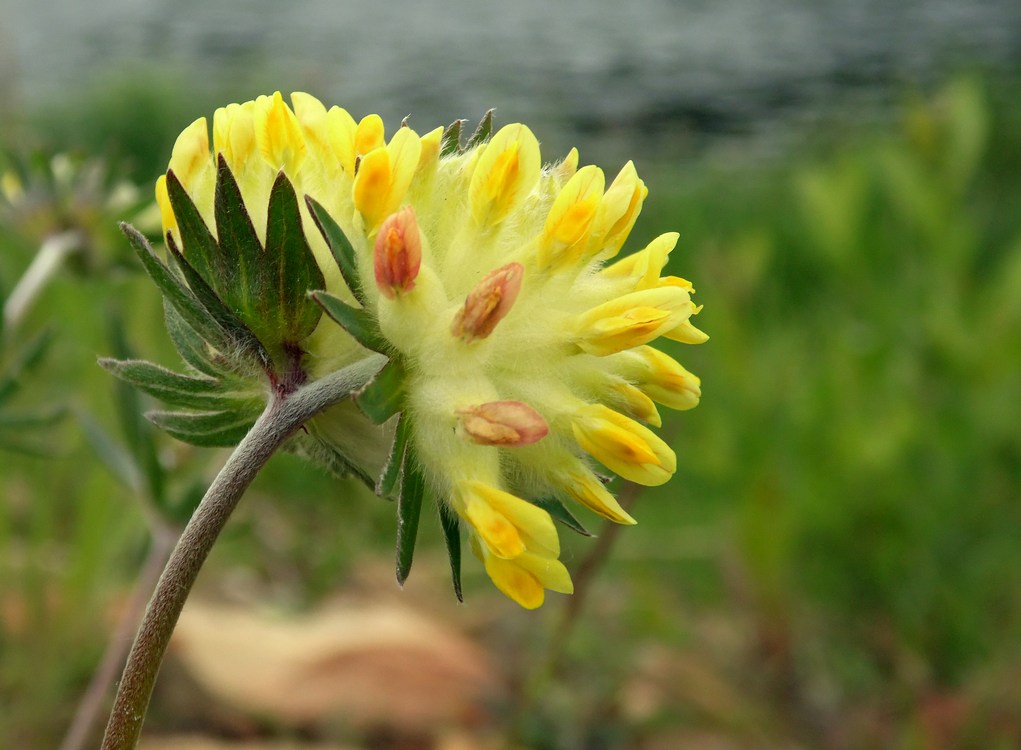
[[373, 206, 422, 299], [456, 400, 549, 446], [451, 262, 524, 342]]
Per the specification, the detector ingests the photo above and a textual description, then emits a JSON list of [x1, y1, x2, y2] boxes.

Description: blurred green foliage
[[2, 73, 1020, 749]]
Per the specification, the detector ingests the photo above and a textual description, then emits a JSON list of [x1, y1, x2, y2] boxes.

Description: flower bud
[[456, 400, 549, 446], [374, 207, 422, 299], [451, 262, 524, 343]]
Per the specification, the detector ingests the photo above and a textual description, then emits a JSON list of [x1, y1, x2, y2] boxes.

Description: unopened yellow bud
[[451, 262, 524, 343], [610, 381, 662, 427], [374, 207, 422, 299], [571, 403, 676, 486], [664, 309, 709, 344], [456, 400, 549, 446], [469, 123, 541, 227]]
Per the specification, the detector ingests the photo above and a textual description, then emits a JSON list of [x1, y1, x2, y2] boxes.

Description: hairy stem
[[100, 355, 384, 750]]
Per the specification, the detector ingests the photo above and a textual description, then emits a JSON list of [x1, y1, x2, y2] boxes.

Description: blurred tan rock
[[168, 599, 501, 734], [141, 738, 359, 750]]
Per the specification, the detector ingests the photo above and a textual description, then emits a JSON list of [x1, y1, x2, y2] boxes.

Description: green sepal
[[305, 196, 368, 306], [99, 358, 263, 412], [376, 411, 411, 499], [311, 291, 388, 354], [120, 223, 235, 358], [165, 232, 269, 368], [395, 452, 426, 586], [264, 171, 326, 345], [212, 155, 264, 322], [533, 497, 593, 537], [464, 110, 495, 151], [147, 408, 258, 448], [354, 356, 406, 425], [440, 119, 465, 157], [438, 502, 463, 602], [163, 300, 222, 377], [164, 169, 221, 292]]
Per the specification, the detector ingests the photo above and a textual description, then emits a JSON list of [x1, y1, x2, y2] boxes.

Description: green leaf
[[147, 408, 257, 447], [395, 453, 425, 586], [213, 155, 263, 323], [355, 356, 405, 425], [464, 110, 495, 151], [120, 223, 234, 356], [264, 171, 326, 344], [100, 358, 263, 412], [311, 291, 388, 354], [0, 406, 66, 430], [532, 497, 592, 537], [376, 411, 411, 499], [305, 197, 368, 306], [106, 312, 166, 506], [440, 119, 465, 157], [438, 502, 463, 602]]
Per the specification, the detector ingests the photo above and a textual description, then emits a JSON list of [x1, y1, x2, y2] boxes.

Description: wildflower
[[145, 92, 706, 607]]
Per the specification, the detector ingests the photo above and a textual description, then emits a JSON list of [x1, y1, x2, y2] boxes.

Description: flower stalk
[[100, 354, 384, 750]]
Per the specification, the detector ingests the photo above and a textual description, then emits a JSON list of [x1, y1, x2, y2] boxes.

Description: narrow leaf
[[77, 407, 143, 493], [100, 358, 262, 411], [305, 196, 367, 306], [395, 453, 425, 586], [438, 502, 463, 602], [355, 356, 405, 425], [311, 291, 388, 353], [533, 497, 592, 537], [164, 300, 221, 377], [264, 171, 325, 343], [440, 119, 465, 157], [0, 329, 52, 405], [147, 409, 257, 447], [120, 223, 233, 355], [464, 110, 495, 151], [376, 412, 410, 499]]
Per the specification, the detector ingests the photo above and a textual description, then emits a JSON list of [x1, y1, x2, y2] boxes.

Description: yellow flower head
[[153, 92, 706, 608]]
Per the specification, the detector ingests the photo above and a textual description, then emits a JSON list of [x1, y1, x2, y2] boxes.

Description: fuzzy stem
[[3, 230, 83, 334], [100, 354, 384, 750]]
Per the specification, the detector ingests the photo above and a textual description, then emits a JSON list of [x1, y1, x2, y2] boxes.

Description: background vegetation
[[1, 71, 1020, 749]]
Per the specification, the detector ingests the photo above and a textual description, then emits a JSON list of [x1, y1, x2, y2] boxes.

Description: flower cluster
[[152, 92, 705, 608]]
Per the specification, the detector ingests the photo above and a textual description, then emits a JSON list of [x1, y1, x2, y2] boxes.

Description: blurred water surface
[[2, 0, 1021, 158]]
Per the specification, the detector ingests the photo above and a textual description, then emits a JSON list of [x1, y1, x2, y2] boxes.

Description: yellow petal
[[457, 491, 524, 559], [417, 125, 444, 173], [625, 346, 702, 410], [561, 469, 636, 524], [466, 481, 560, 557], [469, 123, 541, 228], [326, 106, 358, 174], [154, 174, 177, 240], [601, 232, 679, 290], [355, 114, 385, 156], [212, 102, 256, 175], [168, 117, 212, 190], [483, 555, 546, 609], [538, 164, 605, 270], [572, 404, 676, 486], [290, 91, 331, 156], [610, 381, 662, 427], [253, 91, 306, 175], [589, 160, 647, 257], [576, 286, 694, 356]]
